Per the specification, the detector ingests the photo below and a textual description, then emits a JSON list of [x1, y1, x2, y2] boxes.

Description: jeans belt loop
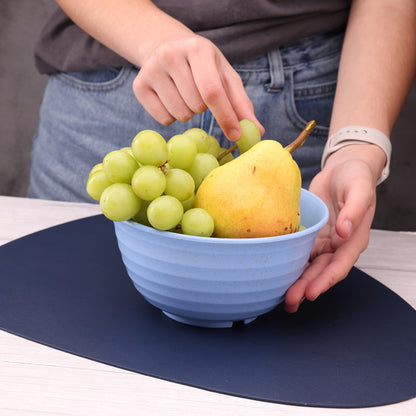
[[267, 49, 285, 91]]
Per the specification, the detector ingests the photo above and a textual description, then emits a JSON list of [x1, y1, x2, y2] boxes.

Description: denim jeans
[[28, 30, 344, 202]]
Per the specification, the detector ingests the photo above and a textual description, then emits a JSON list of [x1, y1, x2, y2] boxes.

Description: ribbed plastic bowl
[[114, 189, 328, 328]]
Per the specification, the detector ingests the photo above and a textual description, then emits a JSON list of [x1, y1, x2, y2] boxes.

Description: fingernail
[[228, 129, 241, 141], [343, 220, 352, 238], [296, 296, 306, 310], [290, 297, 306, 313]]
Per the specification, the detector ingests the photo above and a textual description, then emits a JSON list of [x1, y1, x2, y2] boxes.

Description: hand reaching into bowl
[[133, 33, 264, 142]]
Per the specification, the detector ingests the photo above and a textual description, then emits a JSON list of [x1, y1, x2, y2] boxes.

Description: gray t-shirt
[[34, 0, 350, 74]]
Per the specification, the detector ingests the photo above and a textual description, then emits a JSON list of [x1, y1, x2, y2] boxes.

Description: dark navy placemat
[[0, 215, 415, 408]]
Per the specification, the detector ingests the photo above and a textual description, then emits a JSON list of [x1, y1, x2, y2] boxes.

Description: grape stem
[[217, 144, 238, 161], [285, 120, 316, 154], [159, 162, 169, 174]]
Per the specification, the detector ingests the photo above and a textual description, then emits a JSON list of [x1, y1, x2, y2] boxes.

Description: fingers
[[133, 63, 200, 125], [285, 162, 376, 313], [284, 254, 332, 313], [168, 58, 207, 115], [132, 81, 176, 126], [220, 60, 265, 137], [189, 46, 265, 140], [190, 54, 243, 140], [133, 36, 264, 139], [284, 241, 362, 313], [335, 177, 375, 240], [304, 238, 363, 301]]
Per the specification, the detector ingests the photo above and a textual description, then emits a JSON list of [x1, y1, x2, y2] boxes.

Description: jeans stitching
[[234, 67, 269, 72], [294, 81, 336, 98], [234, 49, 341, 73], [55, 67, 131, 92], [281, 50, 341, 71]]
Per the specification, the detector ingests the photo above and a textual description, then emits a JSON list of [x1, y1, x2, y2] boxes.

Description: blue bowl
[[114, 189, 328, 328]]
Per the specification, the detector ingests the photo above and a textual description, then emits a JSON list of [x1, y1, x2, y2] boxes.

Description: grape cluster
[[87, 121, 261, 237], [86, 127, 242, 237]]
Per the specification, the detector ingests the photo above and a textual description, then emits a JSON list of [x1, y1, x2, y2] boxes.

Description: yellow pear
[[194, 121, 315, 238]]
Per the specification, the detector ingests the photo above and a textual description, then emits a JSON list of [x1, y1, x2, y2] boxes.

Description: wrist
[[136, 24, 195, 66], [132, 3, 195, 66], [321, 126, 391, 185], [322, 143, 387, 187]]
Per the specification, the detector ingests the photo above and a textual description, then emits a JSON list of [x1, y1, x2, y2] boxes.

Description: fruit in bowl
[[114, 188, 328, 328], [86, 120, 328, 327]]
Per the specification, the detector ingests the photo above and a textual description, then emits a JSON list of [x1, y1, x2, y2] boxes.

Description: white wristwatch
[[321, 125, 392, 185]]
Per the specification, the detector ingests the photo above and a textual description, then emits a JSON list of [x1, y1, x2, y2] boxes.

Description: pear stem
[[217, 143, 238, 161], [285, 120, 316, 154]]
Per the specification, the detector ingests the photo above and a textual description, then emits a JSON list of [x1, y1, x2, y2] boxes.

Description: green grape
[[186, 153, 219, 188], [89, 162, 103, 177], [181, 193, 195, 211], [298, 225, 307, 232], [86, 170, 113, 201], [164, 168, 195, 201], [131, 165, 166, 201], [181, 208, 214, 237], [167, 134, 197, 169], [103, 150, 139, 183], [131, 130, 168, 166], [100, 183, 141, 222], [237, 119, 261, 153], [183, 128, 209, 153], [120, 146, 136, 160], [132, 199, 151, 226], [206, 134, 221, 157], [147, 195, 184, 231], [218, 148, 234, 165]]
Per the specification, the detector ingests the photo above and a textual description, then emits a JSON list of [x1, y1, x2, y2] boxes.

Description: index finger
[[188, 47, 254, 140], [192, 62, 242, 139]]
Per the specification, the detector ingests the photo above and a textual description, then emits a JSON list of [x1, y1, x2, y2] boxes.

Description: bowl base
[[163, 311, 257, 328]]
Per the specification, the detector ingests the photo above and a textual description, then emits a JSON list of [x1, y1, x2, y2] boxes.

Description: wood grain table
[[0, 196, 415, 416]]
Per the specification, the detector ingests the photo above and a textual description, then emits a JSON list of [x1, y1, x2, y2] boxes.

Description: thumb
[[335, 180, 375, 240]]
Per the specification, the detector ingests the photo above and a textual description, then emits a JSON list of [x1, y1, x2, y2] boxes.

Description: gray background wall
[[1, 0, 415, 231]]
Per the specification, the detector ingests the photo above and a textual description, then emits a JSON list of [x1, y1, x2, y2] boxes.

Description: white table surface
[[0, 195, 415, 416]]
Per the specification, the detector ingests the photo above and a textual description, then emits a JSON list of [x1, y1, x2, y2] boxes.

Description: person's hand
[[132, 34, 264, 141], [284, 149, 380, 313]]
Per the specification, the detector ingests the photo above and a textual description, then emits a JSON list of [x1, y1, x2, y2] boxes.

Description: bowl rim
[[116, 188, 329, 245]]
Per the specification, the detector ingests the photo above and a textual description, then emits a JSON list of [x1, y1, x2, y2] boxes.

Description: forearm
[[330, 0, 416, 135], [327, 0, 416, 181], [54, 0, 193, 66], [55, 0, 262, 139]]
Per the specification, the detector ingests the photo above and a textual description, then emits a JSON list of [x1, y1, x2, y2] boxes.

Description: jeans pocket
[[285, 72, 336, 136], [283, 49, 340, 135], [56, 67, 130, 91], [294, 81, 336, 127]]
